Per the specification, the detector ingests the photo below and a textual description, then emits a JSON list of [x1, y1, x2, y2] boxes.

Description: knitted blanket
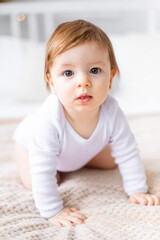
[[1, 115, 160, 240]]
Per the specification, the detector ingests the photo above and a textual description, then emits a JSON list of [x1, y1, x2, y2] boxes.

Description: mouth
[[76, 94, 93, 103]]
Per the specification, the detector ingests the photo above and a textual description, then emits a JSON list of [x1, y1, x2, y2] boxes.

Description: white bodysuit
[[13, 94, 148, 219]]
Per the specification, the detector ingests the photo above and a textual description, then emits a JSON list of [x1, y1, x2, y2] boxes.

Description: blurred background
[[0, 0, 160, 118]]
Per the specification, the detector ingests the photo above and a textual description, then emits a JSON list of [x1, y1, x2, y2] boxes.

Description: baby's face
[[49, 41, 115, 114]]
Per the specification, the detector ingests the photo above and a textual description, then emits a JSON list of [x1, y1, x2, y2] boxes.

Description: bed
[[1, 1, 160, 239]]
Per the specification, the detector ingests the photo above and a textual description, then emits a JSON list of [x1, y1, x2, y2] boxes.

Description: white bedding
[[0, 114, 160, 239]]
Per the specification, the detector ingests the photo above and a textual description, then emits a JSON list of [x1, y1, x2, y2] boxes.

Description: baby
[[13, 19, 160, 228]]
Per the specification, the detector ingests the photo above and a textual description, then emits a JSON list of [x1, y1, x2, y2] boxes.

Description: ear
[[45, 73, 56, 93], [109, 69, 116, 90]]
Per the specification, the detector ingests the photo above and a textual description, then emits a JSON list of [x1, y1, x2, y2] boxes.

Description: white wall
[[0, 0, 160, 118]]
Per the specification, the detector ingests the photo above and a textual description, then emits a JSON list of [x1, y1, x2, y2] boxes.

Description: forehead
[[53, 41, 109, 67]]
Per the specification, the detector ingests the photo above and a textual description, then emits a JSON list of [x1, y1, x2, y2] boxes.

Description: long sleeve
[[29, 116, 63, 219], [108, 98, 148, 196]]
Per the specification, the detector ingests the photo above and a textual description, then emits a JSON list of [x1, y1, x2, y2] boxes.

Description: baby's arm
[[108, 98, 160, 205], [29, 118, 87, 226], [29, 129, 63, 218]]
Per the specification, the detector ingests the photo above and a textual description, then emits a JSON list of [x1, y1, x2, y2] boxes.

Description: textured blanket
[[0, 115, 160, 240]]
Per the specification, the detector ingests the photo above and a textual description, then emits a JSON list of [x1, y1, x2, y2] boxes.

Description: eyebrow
[[91, 61, 106, 66], [60, 61, 106, 67], [60, 64, 74, 67]]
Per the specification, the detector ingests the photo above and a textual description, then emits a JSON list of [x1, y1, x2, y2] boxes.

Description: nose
[[76, 74, 91, 89]]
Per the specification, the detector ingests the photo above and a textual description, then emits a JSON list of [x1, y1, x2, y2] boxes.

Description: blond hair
[[44, 19, 119, 90]]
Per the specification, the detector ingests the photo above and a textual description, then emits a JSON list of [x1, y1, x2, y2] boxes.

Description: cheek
[[96, 77, 109, 89], [56, 83, 73, 98], [95, 79, 110, 97]]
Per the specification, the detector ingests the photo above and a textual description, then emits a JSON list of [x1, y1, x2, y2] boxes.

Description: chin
[[75, 105, 99, 112]]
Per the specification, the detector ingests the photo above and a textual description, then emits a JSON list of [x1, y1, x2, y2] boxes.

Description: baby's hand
[[129, 193, 160, 206], [48, 207, 87, 227]]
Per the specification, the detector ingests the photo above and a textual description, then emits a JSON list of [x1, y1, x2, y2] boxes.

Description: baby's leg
[[85, 144, 117, 169], [14, 142, 61, 190]]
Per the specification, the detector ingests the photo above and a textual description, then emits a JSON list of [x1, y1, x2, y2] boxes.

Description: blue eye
[[90, 68, 101, 74], [63, 70, 74, 77]]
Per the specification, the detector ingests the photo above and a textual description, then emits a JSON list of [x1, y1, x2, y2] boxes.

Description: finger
[[70, 212, 87, 220], [51, 221, 63, 227], [66, 215, 84, 225], [134, 196, 148, 205], [57, 222, 63, 227], [62, 212, 70, 217], [145, 195, 154, 206], [151, 195, 160, 206], [129, 196, 139, 204], [60, 219, 74, 227], [70, 207, 79, 212]]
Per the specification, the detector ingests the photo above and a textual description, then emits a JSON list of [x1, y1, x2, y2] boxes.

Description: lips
[[76, 94, 92, 103], [76, 93, 92, 99], [78, 96, 91, 99]]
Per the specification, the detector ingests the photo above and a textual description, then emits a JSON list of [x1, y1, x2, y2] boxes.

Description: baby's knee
[[107, 162, 117, 170], [56, 171, 61, 185]]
